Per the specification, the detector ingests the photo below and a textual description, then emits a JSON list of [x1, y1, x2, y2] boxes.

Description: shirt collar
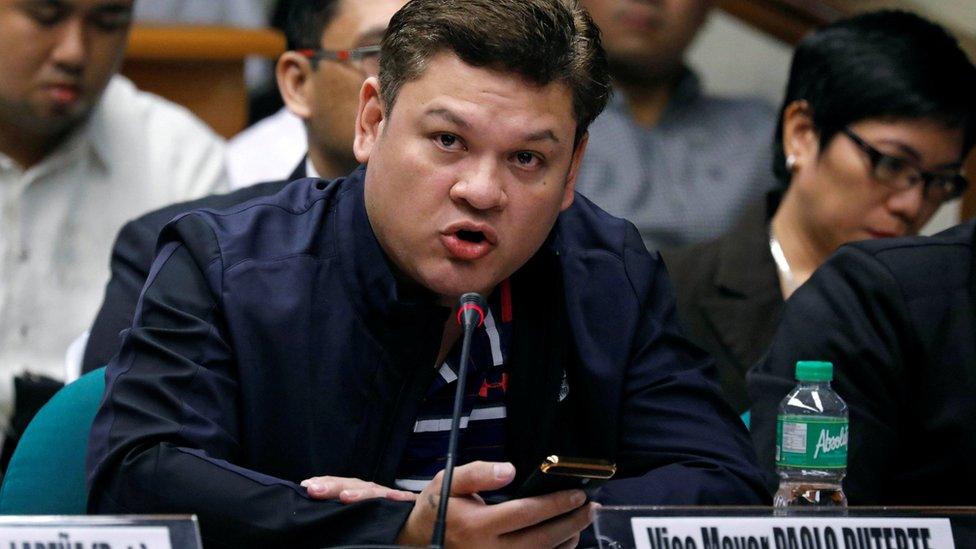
[[305, 156, 320, 179], [606, 66, 703, 125], [0, 112, 104, 179]]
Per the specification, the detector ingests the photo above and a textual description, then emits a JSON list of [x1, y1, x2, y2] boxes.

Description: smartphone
[[513, 455, 616, 499]]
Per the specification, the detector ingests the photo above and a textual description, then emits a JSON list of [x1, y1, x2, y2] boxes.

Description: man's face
[[0, 0, 133, 138], [355, 53, 587, 303], [582, 0, 712, 79], [304, 0, 406, 171]]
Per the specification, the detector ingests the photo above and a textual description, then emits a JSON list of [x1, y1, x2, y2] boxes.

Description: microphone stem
[[430, 320, 476, 549]]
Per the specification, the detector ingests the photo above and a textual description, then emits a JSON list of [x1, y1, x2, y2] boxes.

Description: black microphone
[[429, 292, 487, 549]]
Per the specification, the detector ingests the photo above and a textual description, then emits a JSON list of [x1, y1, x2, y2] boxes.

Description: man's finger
[[338, 487, 418, 503], [555, 533, 581, 549], [446, 461, 516, 496], [504, 501, 594, 548], [476, 489, 587, 534]]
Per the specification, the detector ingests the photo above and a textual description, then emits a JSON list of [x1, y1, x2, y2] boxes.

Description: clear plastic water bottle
[[774, 360, 848, 508]]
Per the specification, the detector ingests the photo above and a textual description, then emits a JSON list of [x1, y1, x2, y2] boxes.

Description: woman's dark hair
[[379, 0, 611, 145], [283, 0, 342, 51], [773, 10, 976, 186]]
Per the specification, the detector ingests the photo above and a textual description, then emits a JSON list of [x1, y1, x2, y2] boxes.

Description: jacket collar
[[699, 191, 785, 375], [713, 190, 782, 297]]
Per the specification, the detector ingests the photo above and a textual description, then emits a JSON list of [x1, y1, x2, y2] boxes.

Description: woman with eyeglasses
[[663, 10, 976, 415]]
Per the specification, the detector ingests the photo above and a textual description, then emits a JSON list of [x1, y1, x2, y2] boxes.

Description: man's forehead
[[325, 0, 404, 46], [400, 54, 578, 142]]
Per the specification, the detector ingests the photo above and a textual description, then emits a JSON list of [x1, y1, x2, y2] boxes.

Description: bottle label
[[776, 415, 848, 468]]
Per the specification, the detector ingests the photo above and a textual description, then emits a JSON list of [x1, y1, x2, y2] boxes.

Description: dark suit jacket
[[81, 163, 306, 372], [87, 167, 768, 548], [748, 220, 976, 504], [663, 193, 783, 413]]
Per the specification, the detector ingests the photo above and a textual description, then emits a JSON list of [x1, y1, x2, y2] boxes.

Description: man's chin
[[423, 274, 497, 308]]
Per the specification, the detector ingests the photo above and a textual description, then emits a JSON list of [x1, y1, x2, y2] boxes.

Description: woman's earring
[[786, 154, 797, 172]]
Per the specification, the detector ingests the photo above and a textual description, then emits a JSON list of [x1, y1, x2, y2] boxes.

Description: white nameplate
[[631, 517, 954, 549], [0, 525, 171, 548]]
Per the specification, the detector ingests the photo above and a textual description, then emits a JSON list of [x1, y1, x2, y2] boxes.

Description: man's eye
[[24, 4, 67, 26], [514, 151, 541, 168], [91, 9, 132, 31], [436, 134, 460, 149]]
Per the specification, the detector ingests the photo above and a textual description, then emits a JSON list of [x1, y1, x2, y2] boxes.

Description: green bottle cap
[[795, 360, 833, 381]]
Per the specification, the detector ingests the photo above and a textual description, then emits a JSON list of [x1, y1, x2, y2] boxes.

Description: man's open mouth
[[456, 229, 486, 244]]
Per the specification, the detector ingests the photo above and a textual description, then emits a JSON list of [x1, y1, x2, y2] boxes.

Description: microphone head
[[456, 292, 487, 328]]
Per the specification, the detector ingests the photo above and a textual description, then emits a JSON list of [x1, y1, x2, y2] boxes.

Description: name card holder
[[593, 506, 976, 549], [0, 515, 201, 549]]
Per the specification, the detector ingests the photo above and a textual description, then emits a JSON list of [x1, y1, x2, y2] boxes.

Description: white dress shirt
[[225, 107, 307, 189], [0, 75, 228, 421]]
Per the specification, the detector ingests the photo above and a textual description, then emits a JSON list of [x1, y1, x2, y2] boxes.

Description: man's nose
[[450, 160, 507, 211], [51, 17, 88, 73]]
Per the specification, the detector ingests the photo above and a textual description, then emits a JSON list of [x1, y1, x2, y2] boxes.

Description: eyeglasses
[[296, 45, 381, 76], [842, 127, 968, 203]]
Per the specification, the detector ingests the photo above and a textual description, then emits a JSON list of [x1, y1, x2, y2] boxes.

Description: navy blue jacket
[[87, 167, 768, 547]]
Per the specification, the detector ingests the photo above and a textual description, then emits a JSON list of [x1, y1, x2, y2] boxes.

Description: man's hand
[[300, 475, 418, 504], [396, 461, 595, 548]]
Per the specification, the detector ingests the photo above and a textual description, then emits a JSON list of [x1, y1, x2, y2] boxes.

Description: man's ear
[[277, 52, 315, 120], [560, 132, 589, 211], [354, 77, 385, 164], [782, 99, 818, 172]]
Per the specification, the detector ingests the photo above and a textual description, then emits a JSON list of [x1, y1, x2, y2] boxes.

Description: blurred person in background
[[665, 10, 976, 415], [81, 0, 407, 372], [0, 0, 226, 466], [224, 0, 403, 187], [576, 0, 778, 251]]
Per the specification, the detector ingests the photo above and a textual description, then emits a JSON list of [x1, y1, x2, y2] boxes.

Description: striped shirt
[[394, 282, 513, 492]]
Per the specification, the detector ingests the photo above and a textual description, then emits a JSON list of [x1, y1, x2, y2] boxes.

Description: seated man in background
[[664, 10, 976, 415], [749, 216, 976, 505], [81, 0, 406, 372], [575, 0, 778, 251], [0, 0, 226, 461], [87, 0, 768, 546], [225, 0, 396, 187]]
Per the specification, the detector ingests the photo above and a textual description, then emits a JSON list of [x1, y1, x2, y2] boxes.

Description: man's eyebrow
[[424, 108, 561, 144], [525, 129, 560, 144], [424, 108, 470, 129]]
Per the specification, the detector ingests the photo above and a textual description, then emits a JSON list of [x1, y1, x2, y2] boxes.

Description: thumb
[[447, 461, 516, 496]]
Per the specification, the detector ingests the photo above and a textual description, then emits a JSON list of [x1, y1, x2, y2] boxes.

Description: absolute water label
[[776, 414, 848, 468]]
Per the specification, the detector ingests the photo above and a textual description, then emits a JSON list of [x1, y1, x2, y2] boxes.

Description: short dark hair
[[773, 10, 976, 186], [283, 0, 342, 51], [379, 0, 611, 145]]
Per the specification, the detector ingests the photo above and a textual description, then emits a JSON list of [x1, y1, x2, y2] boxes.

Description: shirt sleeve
[[86, 213, 413, 548], [747, 245, 912, 503]]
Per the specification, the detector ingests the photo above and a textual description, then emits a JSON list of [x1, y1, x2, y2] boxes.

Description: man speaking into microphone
[[87, 0, 768, 546]]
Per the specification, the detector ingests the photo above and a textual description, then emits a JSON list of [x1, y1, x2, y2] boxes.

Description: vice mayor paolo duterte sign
[[630, 517, 955, 549]]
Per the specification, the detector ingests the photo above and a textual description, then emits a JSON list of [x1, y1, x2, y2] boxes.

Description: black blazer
[[748, 220, 976, 505], [81, 162, 306, 372], [663, 193, 784, 413]]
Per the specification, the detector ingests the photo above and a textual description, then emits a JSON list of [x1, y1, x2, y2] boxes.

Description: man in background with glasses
[[80, 0, 407, 372], [226, 0, 404, 187]]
